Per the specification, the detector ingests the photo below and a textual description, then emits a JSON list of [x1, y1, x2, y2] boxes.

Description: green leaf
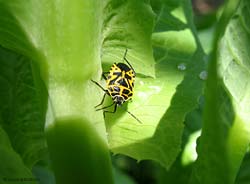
[[189, 0, 250, 183], [113, 167, 136, 184], [218, 0, 250, 182], [0, 0, 113, 183], [101, 0, 155, 76], [0, 0, 205, 178], [105, 0, 205, 170], [235, 152, 250, 184], [0, 126, 37, 184], [46, 118, 113, 184], [0, 46, 47, 168]]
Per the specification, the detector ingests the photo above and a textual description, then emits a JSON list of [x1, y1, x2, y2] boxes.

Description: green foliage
[[106, 0, 205, 171], [219, 0, 250, 181], [0, 126, 35, 184], [235, 152, 250, 184], [190, 0, 250, 183], [0, 0, 249, 183]]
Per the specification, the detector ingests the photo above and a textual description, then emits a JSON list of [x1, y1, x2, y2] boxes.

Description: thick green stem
[[37, 1, 114, 183]]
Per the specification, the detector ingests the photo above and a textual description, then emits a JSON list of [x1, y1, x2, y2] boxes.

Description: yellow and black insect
[[91, 49, 142, 123]]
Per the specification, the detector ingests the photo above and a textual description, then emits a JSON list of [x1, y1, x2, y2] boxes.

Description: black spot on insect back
[[117, 78, 128, 87], [116, 63, 131, 72], [123, 89, 130, 95]]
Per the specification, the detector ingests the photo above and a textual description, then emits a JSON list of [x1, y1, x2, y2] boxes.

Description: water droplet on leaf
[[199, 70, 208, 80], [177, 63, 186, 71]]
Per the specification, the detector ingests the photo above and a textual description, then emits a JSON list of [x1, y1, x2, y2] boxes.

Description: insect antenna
[[121, 106, 142, 124]]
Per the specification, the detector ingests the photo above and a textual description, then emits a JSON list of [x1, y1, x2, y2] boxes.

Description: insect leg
[[102, 72, 109, 80], [103, 103, 117, 118], [124, 109, 142, 124], [123, 49, 136, 74], [95, 93, 107, 108], [96, 101, 115, 111], [91, 79, 111, 108], [91, 79, 107, 92]]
